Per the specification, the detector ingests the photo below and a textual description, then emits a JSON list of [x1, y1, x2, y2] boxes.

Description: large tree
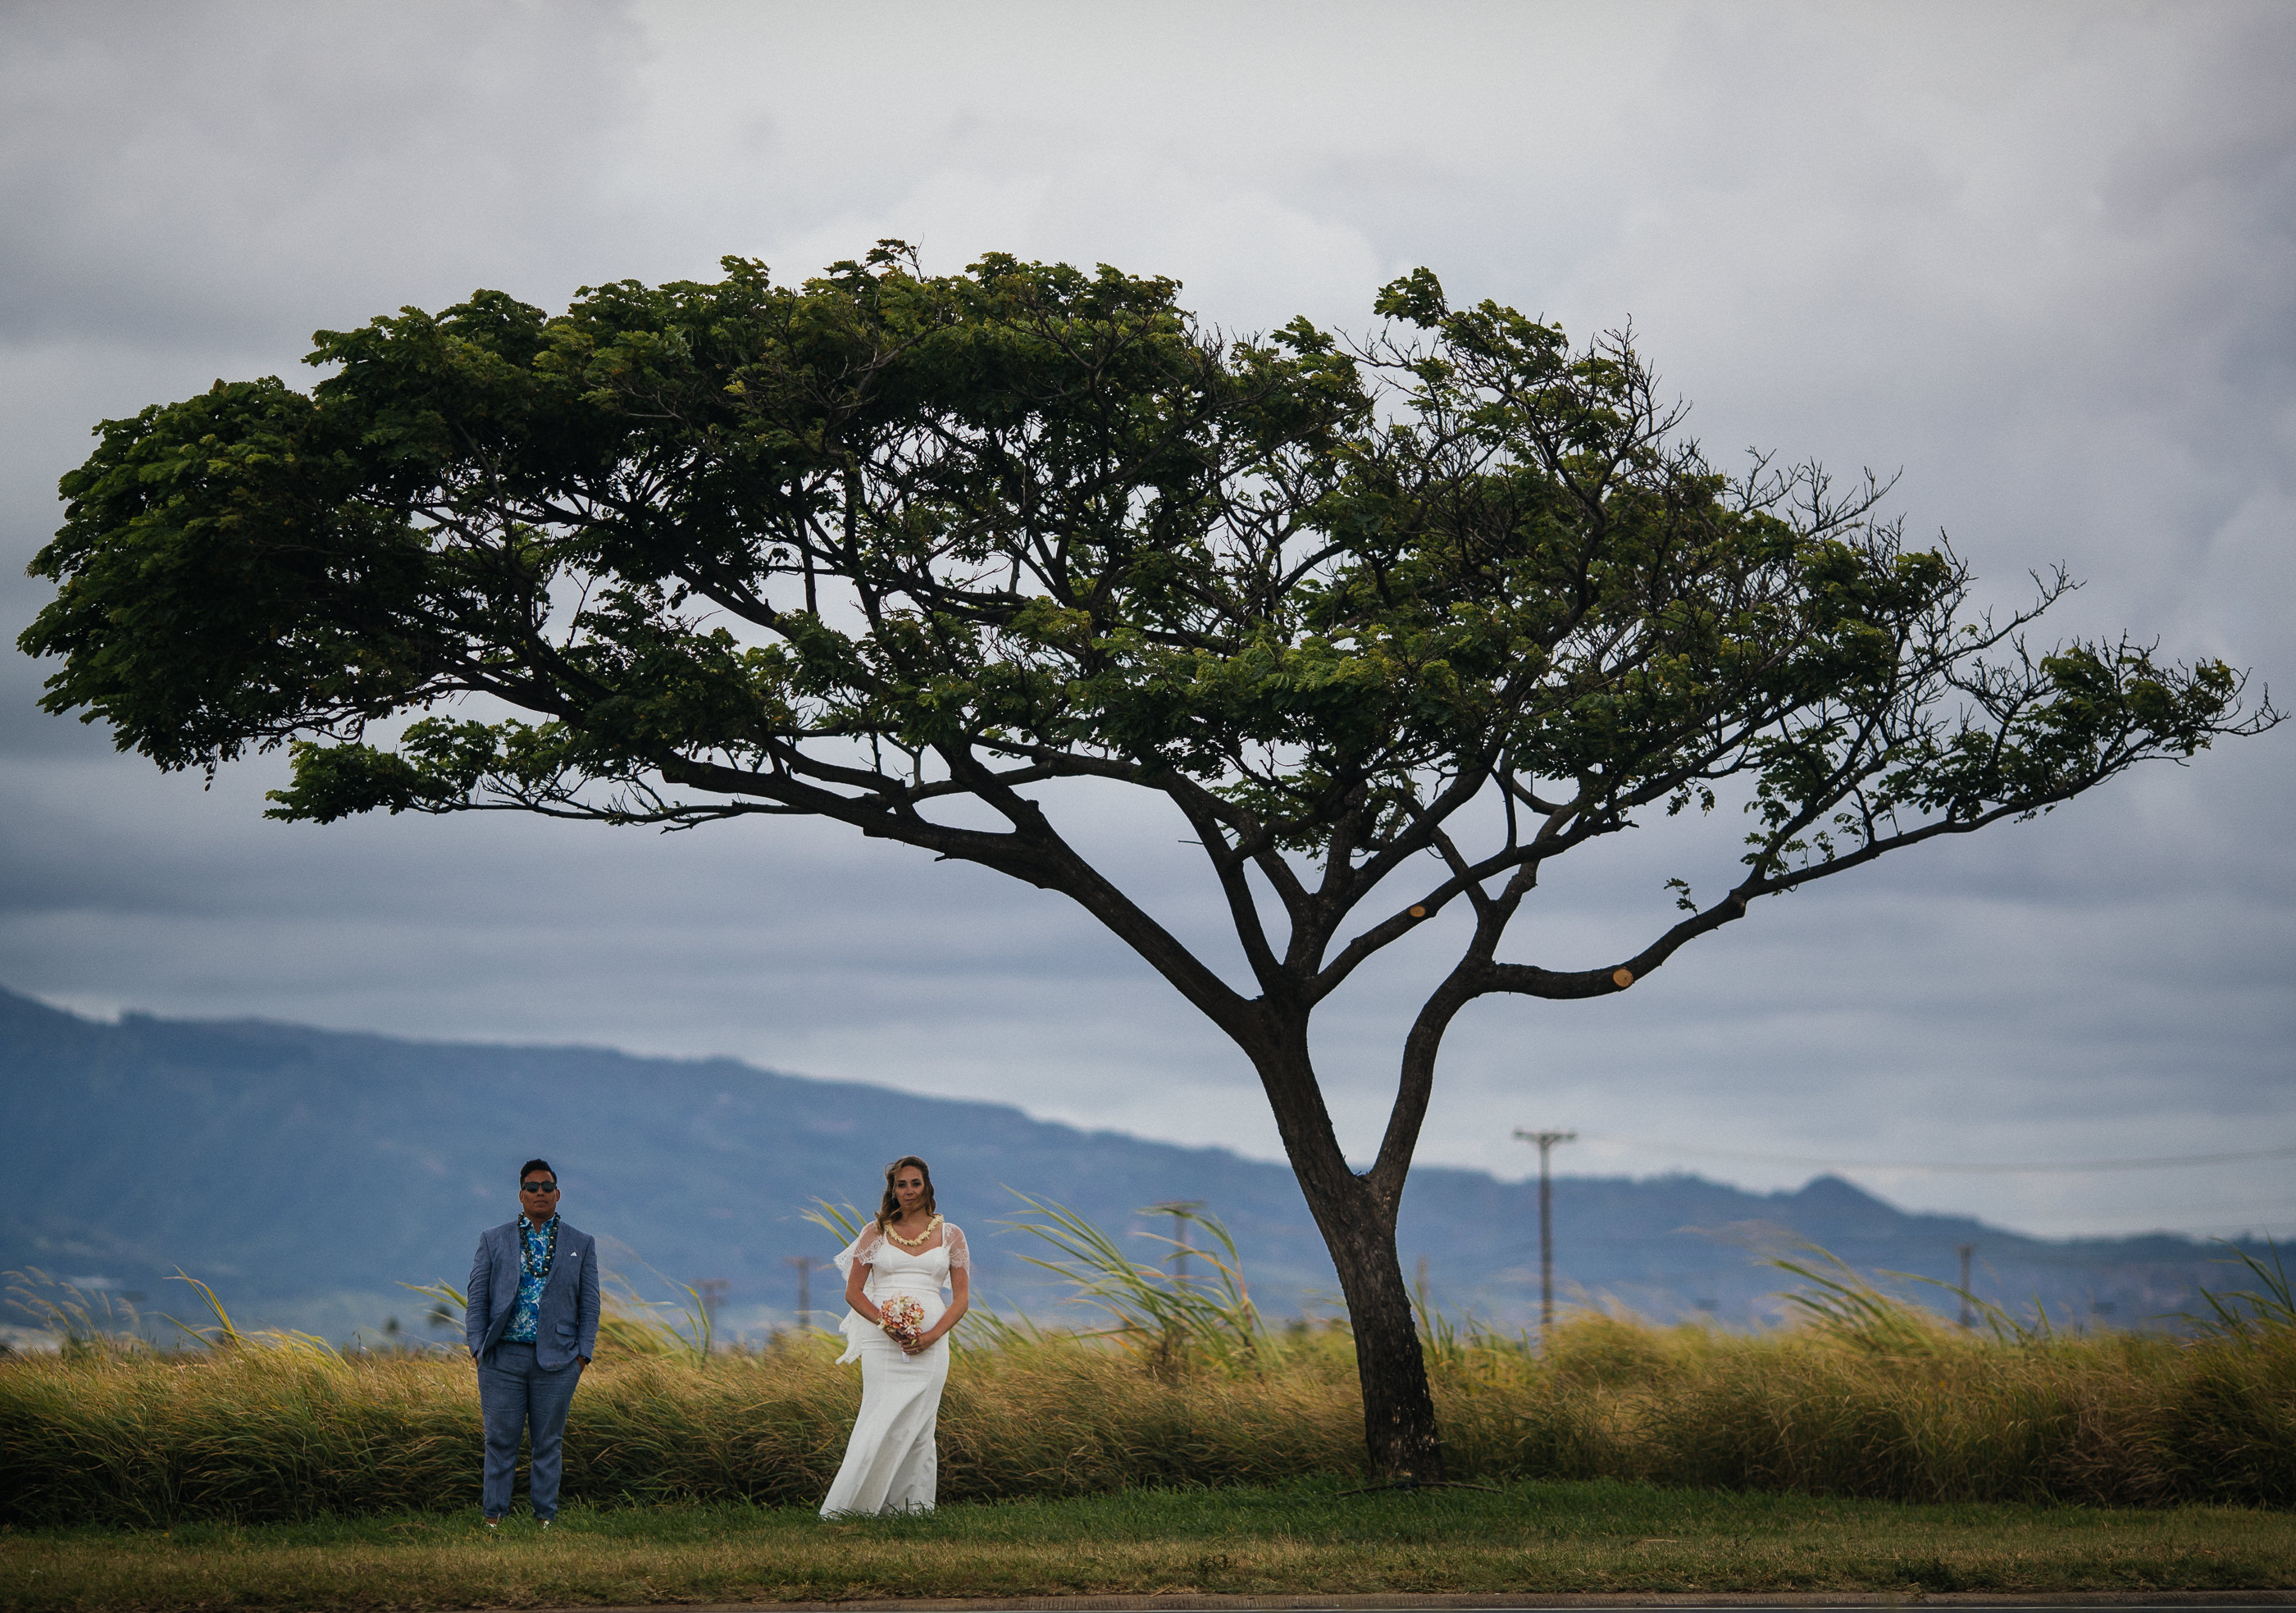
[[21, 246, 2273, 1479]]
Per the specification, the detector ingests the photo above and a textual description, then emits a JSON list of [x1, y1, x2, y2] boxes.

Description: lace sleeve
[[828, 1224, 884, 1367], [944, 1224, 969, 1270], [831, 1224, 882, 1281]]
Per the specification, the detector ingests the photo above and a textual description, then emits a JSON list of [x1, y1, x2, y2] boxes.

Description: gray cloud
[[3, 0, 2290, 1247], [0, 0, 645, 350]]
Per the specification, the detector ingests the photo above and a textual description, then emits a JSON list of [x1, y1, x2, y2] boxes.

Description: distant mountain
[[0, 986, 2244, 1343]]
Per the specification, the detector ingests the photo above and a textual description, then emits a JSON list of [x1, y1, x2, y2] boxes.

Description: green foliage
[[398, 1264, 718, 1362], [2183, 1237, 2296, 1340], [160, 1271, 344, 1362], [20, 248, 2266, 955], [593, 1272, 716, 1362], [3, 1269, 143, 1356], [1763, 1242, 2097, 1351], [998, 1192, 1265, 1374], [395, 1279, 466, 1341], [1767, 1246, 1971, 1356], [797, 1197, 868, 1246]]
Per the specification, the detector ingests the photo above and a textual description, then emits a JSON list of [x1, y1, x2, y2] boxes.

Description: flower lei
[[882, 1212, 942, 1249], [522, 1214, 558, 1277]]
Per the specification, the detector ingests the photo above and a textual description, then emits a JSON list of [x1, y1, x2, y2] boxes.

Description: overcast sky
[[3, 0, 2290, 1242]]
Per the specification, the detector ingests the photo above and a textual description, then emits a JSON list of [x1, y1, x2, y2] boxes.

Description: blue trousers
[[476, 1342, 584, 1520]]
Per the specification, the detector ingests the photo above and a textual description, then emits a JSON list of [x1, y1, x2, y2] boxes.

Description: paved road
[[516, 1595, 2295, 1612]]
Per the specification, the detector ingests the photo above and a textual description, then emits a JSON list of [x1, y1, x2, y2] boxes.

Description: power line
[[1580, 1136, 2296, 1175], [2102, 1198, 2296, 1219]]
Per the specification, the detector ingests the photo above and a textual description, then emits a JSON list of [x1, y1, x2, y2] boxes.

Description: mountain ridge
[[0, 985, 2238, 1342]]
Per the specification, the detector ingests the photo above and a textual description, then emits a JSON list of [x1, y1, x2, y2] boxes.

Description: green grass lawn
[[4, 1479, 2291, 1611]]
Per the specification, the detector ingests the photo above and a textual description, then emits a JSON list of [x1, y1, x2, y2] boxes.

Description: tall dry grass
[[3, 1239, 2290, 1525]]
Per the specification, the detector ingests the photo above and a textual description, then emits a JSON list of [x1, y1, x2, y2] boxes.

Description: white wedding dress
[[819, 1221, 968, 1517]]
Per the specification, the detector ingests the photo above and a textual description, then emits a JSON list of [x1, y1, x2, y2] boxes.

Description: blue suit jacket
[[467, 1218, 600, 1369]]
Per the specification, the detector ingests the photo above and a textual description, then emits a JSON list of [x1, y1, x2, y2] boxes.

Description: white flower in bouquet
[[879, 1296, 927, 1347]]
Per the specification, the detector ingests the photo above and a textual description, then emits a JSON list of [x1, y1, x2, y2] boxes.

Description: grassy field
[[5, 1479, 2294, 1611], [5, 1239, 2292, 1609], [6, 1301, 2294, 1527]]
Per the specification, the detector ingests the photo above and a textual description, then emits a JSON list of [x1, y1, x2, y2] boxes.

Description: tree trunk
[[1248, 1034, 1446, 1483], [1310, 1173, 1447, 1483]]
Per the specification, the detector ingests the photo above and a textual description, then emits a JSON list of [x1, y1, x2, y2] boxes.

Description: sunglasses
[[520, 1181, 559, 1193]]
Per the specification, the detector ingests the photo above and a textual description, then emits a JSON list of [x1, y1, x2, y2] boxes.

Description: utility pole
[[1957, 1243, 1975, 1329], [1513, 1128, 1578, 1333], [695, 1278, 729, 1349], [786, 1255, 814, 1332], [1148, 1200, 1205, 1285]]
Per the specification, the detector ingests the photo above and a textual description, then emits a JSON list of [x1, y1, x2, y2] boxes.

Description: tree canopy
[[21, 244, 2275, 1478]]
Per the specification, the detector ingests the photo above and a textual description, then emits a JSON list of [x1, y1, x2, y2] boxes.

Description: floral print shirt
[[505, 1214, 558, 1343]]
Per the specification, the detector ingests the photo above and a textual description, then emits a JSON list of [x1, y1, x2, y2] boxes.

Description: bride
[[819, 1154, 970, 1516]]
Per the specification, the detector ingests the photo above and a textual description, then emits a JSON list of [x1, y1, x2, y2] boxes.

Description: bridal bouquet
[[878, 1296, 927, 1348]]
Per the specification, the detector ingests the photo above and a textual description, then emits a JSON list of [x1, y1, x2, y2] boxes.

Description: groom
[[467, 1159, 600, 1528]]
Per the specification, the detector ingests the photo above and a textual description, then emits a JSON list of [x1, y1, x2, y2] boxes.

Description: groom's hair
[[519, 1158, 555, 1183], [877, 1155, 936, 1228]]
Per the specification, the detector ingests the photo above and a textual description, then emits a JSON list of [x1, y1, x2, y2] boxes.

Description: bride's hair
[[877, 1155, 936, 1229]]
